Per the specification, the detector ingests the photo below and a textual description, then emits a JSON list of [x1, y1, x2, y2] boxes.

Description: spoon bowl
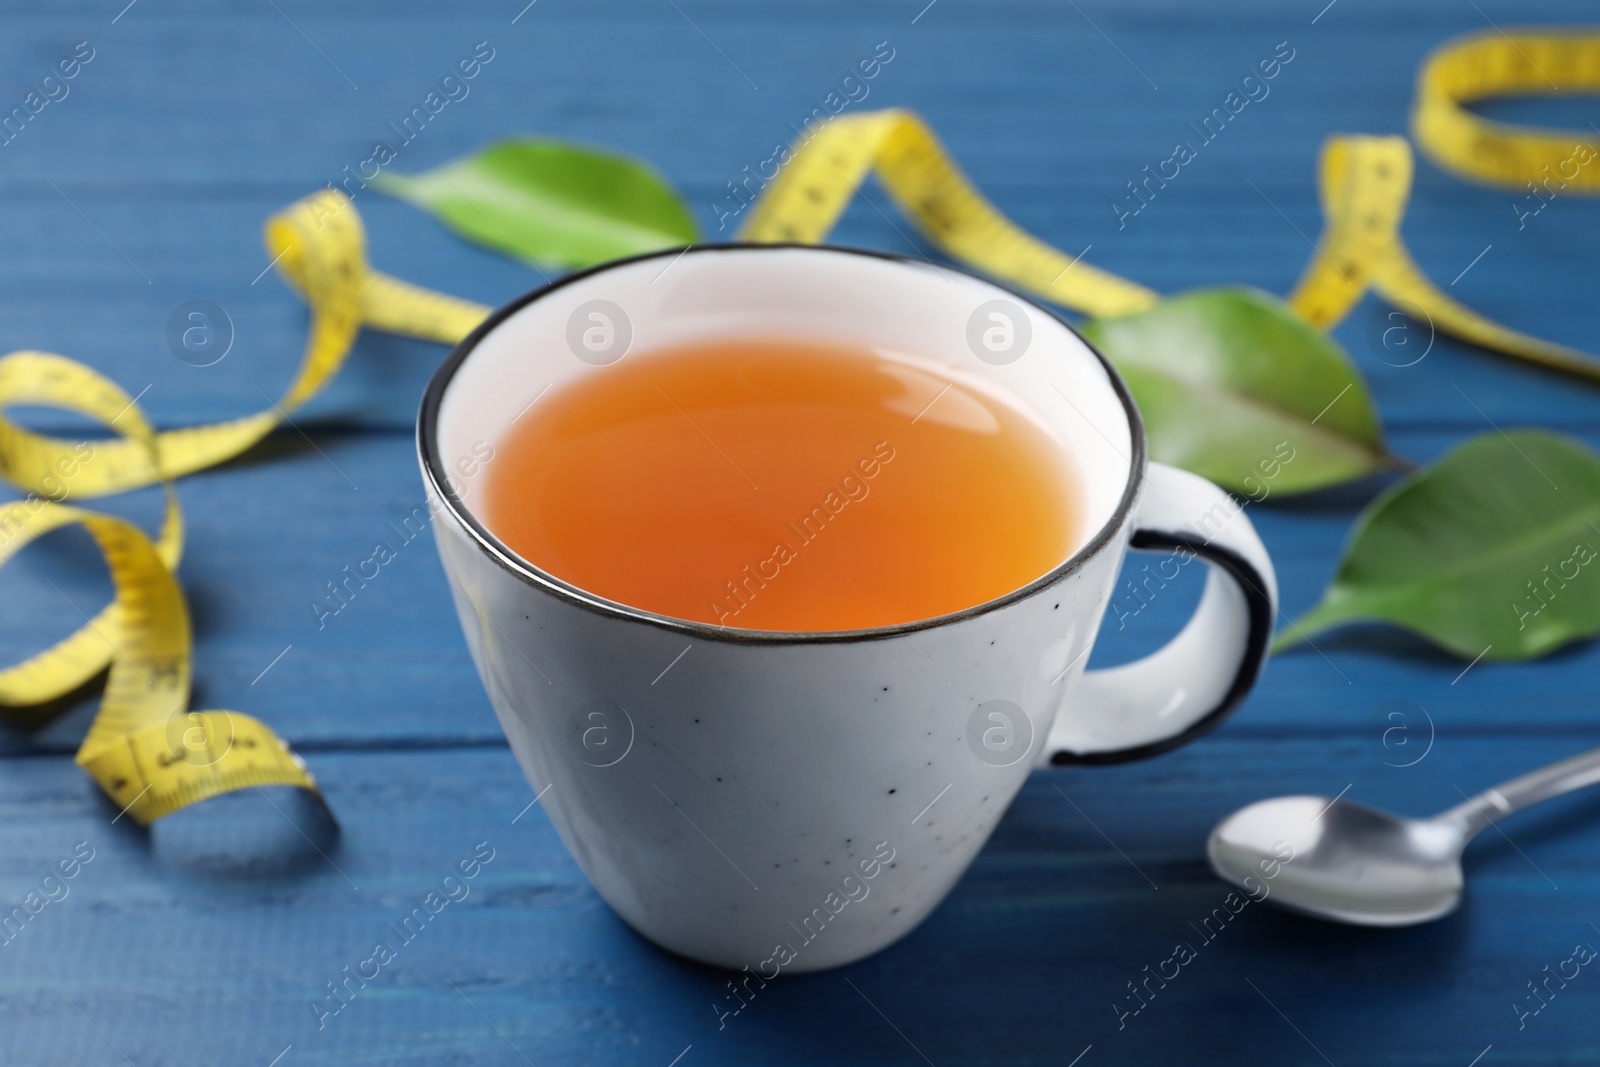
[[1208, 795, 1465, 926], [1207, 747, 1600, 927]]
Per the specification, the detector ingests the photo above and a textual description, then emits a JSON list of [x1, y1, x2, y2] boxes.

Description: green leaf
[[1276, 430, 1600, 660], [1079, 287, 1388, 496], [371, 139, 699, 269]]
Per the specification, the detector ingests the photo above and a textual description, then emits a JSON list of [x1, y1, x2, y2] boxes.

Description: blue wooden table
[[4, 1, 1600, 1063]]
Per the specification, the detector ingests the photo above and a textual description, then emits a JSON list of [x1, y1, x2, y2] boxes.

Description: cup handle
[[1040, 462, 1278, 766]]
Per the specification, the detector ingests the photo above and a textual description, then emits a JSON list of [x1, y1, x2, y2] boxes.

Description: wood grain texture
[[5, 741, 1600, 1065], [2, 0, 1599, 1063]]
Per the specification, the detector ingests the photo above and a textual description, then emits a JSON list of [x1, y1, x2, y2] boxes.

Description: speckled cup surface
[[419, 246, 1276, 972]]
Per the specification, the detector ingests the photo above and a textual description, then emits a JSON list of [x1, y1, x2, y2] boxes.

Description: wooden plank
[[3, 737, 1597, 1065]]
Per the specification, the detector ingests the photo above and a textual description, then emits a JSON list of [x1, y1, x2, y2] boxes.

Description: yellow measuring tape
[[738, 52, 1600, 377], [1412, 30, 1600, 194], [0, 30, 1594, 825], [0, 193, 487, 825]]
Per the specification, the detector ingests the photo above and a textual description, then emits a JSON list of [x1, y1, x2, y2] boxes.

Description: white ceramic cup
[[418, 245, 1277, 974]]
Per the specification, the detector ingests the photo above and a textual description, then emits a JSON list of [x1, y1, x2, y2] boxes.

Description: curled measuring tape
[[1412, 30, 1600, 194], [740, 96, 1600, 379], [0, 192, 486, 825], [2, 30, 1595, 826]]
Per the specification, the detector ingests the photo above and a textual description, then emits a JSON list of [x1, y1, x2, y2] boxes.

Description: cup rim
[[417, 242, 1148, 646]]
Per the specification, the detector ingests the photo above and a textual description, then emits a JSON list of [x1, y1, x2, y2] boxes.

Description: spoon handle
[[1440, 746, 1600, 841]]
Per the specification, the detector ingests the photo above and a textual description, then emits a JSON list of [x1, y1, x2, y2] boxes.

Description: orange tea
[[482, 337, 1082, 632]]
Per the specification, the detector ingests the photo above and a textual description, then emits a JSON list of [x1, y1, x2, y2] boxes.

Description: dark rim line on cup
[[416, 242, 1148, 648]]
